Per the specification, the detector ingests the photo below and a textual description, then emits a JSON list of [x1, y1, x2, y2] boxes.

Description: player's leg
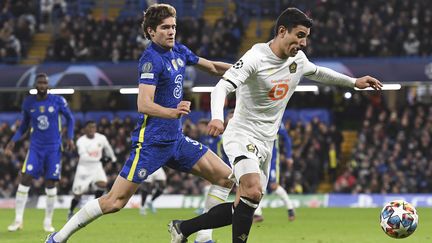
[[92, 162, 109, 199], [168, 137, 233, 243], [44, 179, 58, 232], [270, 183, 295, 221], [140, 181, 152, 215], [7, 173, 32, 231], [69, 164, 92, 220], [51, 176, 140, 242], [49, 141, 168, 242], [8, 147, 41, 232], [93, 181, 107, 198], [148, 169, 166, 213], [231, 159, 262, 243]]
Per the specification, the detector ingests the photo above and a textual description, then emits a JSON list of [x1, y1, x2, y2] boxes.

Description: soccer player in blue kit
[[46, 3, 233, 243], [5, 73, 75, 233]]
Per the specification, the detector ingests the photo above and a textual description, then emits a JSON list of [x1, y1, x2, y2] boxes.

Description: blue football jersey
[[131, 42, 199, 143], [12, 94, 74, 147]]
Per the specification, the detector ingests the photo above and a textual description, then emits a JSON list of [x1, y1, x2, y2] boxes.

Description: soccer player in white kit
[[170, 7, 382, 243], [68, 120, 117, 220], [139, 167, 166, 215]]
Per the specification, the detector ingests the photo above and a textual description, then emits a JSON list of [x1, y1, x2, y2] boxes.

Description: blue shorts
[[22, 145, 62, 180], [267, 141, 279, 193], [120, 135, 208, 183]]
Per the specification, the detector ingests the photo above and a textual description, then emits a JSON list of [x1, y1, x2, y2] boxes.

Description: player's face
[[85, 123, 97, 138], [282, 25, 310, 57], [151, 17, 176, 49], [35, 77, 48, 97]]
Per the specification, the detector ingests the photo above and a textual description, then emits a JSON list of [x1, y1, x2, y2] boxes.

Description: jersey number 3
[[268, 83, 289, 100]]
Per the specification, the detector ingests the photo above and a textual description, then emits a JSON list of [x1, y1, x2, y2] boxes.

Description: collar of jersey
[[151, 42, 172, 54]]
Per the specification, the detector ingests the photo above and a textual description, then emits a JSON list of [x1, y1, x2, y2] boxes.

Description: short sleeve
[[222, 49, 259, 87], [176, 43, 199, 65], [138, 52, 163, 86]]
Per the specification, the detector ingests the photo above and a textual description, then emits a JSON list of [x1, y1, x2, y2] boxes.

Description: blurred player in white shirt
[[139, 167, 166, 215], [172, 7, 382, 243], [68, 120, 117, 220]]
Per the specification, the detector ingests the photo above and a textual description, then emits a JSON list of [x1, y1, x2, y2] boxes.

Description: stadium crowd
[[0, 110, 338, 198], [2, 0, 432, 64], [335, 101, 432, 194]]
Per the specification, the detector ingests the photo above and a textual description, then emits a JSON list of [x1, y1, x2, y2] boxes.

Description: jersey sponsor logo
[[172, 59, 178, 71], [233, 59, 243, 69], [173, 74, 183, 98], [142, 62, 153, 73], [138, 168, 147, 179], [289, 62, 297, 73], [140, 73, 154, 79], [48, 106, 54, 113], [39, 106, 45, 113], [37, 115, 50, 130], [177, 58, 184, 67], [268, 83, 289, 100]]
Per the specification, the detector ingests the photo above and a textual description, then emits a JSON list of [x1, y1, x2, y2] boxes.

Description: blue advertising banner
[[328, 194, 432, 208], [0, 57, 431, 89]]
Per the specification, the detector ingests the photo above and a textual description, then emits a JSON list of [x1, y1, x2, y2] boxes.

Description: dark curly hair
[[141, 4, 176, 40]]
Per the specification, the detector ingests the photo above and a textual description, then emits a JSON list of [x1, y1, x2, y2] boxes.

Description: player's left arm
[[58, 96, 75, 151], [303, 58, 383, 90], [102, 136, 117, 162], [196, 57, 232, 76]]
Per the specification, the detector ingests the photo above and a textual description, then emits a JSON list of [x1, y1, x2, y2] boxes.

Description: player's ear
[[278, 26, 286, 38], [147, 27, 155, 38]]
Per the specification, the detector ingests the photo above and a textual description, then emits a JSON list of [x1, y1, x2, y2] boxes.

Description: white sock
[[54, 199, 103, 242], [195, 184, 231, 243], [274, 185, 294, 210], [14, 184, 30, 223], [45, 187, 57, 225], [254, 202, 263, 216]]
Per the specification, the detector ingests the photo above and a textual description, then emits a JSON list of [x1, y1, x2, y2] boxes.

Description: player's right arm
[[137, 84, 190, 119], [208, 49, 259, 136], [5, 100, 31, 155]]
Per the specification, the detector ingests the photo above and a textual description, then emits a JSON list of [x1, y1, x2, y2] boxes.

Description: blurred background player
[[68, 120, 117, 220], [253, 123, 295, 223], [5, 73, 75, 232], [139, 167, 166, 215]]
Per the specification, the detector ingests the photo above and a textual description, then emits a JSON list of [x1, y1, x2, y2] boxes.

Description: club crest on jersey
[[142, 62, 153, 73], [246, 144, 256, 153], [48, 106, 54, 113], [138, 168, 147, 179], [176, 58, 184, 67], [39, 106, 45, 113], [171, 59, 178, 71], [289, 62, 297, 73]]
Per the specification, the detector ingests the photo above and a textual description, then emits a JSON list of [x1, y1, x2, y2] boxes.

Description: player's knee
[[241, 184, 262, 202], [214, 177, 234, 189]]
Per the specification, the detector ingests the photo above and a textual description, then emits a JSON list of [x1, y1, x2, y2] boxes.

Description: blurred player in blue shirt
[[47, 4, 233, 243], [253, 123, 295, 223], [5, 73, 75, 233]]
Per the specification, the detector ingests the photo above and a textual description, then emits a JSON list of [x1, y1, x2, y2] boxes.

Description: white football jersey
[[223, 42, 316, 141], [76, 132, 117, 164]]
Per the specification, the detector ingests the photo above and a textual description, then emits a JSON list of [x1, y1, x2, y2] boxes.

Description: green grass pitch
[[0, 208, 431, 243]]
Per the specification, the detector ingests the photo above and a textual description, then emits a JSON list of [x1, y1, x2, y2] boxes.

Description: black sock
[[70, 198, 80, 213], [151, 189, 163, 201], [180, 202, 233, 238], [232, 197, 258, 243], [94, 190, 104, 198], [141, 191, 149, 207]]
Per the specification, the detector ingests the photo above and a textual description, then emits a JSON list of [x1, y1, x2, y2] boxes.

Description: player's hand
[[355, 76, 383, 90], [173, 101, 191, 118], [4, 141, 15, 157], [207, 119, 224, 137], [66, 139, 75, 151]]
